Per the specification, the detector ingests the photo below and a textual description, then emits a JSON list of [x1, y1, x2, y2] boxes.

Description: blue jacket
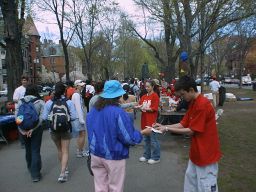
[[86, 105, 142, 160]]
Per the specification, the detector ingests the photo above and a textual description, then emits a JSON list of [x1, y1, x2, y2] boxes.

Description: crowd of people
[[4, 74, 222, 192]]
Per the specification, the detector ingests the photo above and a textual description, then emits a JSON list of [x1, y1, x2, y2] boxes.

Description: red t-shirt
[[139, 92, 160, 130], [180, 94, 222, 166]]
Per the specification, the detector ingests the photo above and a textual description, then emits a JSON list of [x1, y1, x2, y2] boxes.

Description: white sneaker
[[148, 159, 160, 164], [64, 167, 69, 175], [58, 173, 68, 183], [139, 157, 148, 162], [82, 150, 89, 157]]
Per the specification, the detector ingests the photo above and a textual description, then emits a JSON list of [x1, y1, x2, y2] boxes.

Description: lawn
[[217, 88, 256, 191], [173, 87, 256, 191]]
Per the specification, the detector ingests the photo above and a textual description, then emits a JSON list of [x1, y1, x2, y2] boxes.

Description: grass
[[217, 88, 256, 191]]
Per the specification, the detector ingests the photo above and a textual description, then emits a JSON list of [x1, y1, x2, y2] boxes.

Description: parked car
[[231, 78, 240, 84], [0, 88, 7, 97], [242, 75, 252, 85], [42, 86, 53, 92], [223, 77, 239, 84]]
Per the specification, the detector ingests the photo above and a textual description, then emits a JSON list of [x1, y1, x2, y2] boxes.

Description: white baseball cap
[[74, 80, 86, 87]]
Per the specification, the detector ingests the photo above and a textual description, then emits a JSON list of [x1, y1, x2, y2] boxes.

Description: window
[[36, 47, 39, 52], [50, 47, 57, 55], [1, 50, 5, 55]]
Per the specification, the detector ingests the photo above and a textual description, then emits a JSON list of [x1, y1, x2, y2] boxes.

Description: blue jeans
[[23, 127, 43, 179], [143, 132, 160, 160]]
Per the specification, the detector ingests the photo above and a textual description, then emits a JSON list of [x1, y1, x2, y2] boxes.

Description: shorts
[[50, 131, 72, 142], [71, 119, 86, 138]]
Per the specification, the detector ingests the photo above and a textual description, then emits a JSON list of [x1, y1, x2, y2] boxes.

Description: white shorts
[[184, 160, 218, 192]]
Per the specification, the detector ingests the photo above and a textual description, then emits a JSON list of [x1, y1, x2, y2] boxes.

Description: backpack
[[49, 98, 71, 132], [16, 98, 39, 130]]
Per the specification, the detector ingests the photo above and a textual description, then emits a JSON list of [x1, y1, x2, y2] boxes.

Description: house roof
[[23, 15, 40, 36]]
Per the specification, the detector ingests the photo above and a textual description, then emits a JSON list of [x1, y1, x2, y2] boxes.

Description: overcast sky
[[34, 0, 139, 41]]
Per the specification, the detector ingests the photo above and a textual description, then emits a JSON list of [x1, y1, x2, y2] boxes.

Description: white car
[[242, 75, 252, 85]]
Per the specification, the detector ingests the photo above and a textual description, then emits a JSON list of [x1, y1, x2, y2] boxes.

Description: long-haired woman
[[42, 82, 77, 182]]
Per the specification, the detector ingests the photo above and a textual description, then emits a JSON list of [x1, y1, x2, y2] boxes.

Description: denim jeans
[[143, 132, 160, 160], [23, 127, 43, 179]]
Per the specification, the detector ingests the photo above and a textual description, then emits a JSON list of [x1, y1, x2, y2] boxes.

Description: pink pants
[[91, 154, 126, 192]]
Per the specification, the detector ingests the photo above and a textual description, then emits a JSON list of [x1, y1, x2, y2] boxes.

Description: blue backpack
[[17, 98, 39, 130]]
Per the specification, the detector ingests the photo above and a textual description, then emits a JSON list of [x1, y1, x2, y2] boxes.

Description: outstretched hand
[[141, 127, 152, 135], [152, 123, 162, 128]]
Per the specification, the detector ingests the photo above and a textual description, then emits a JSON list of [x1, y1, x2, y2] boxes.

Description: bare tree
[[68, 0, 107, 79], [37, 0, 75, 81], [132, 0, 256, 80], [0, 0, 26, 99]]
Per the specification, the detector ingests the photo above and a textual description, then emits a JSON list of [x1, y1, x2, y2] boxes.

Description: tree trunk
[[62, 42, 70, 82], [0, 0, 24, 100]]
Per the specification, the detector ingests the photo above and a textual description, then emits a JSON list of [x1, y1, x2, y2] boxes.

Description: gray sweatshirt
[[15, 95, 45, 131]]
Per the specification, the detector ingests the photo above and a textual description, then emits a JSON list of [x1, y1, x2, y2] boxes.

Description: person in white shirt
[[13, 76, 29, 148], [83, 80, 95, 112], [209, 77, 221, 108], [13, 76, 29, 108], [72, 80, 87, 157]]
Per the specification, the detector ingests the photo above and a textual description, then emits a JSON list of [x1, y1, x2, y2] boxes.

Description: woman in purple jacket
[[86, 80, 151, 192]]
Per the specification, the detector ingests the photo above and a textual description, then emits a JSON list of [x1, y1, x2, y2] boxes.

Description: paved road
[[0, 115, 188, 192]]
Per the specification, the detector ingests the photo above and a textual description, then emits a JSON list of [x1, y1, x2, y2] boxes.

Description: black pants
[[23, 127, 43, 179]]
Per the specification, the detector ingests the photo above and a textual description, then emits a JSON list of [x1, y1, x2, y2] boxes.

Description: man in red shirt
[[155, 76, 221, 192], [65, 81, 75, 100]]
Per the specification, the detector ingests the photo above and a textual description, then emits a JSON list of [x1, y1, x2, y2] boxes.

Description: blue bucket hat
[[180, 51, 188, 62], [100, 80, 126, 99]]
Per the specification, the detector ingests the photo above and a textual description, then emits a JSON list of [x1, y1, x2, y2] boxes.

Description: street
[[0, 114, 188, 192]]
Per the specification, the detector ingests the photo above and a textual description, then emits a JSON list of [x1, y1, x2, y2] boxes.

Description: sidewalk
[[0, 118, 187, 192]]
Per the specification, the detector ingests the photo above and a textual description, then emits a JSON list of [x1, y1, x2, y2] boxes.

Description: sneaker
[[148, 159, 160, 164], [58, 173, 68, 183], [32, 173, 41, 182], [76, 149, 83, 158], [65, 167, 69, 175], [82, 150, 89, 157], [32, 177, 40, 182], [139, 157, 149, 162]]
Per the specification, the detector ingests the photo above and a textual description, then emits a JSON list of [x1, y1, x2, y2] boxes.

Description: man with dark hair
[[155, 76, 222, 192], [13, 76, 29, 104]]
